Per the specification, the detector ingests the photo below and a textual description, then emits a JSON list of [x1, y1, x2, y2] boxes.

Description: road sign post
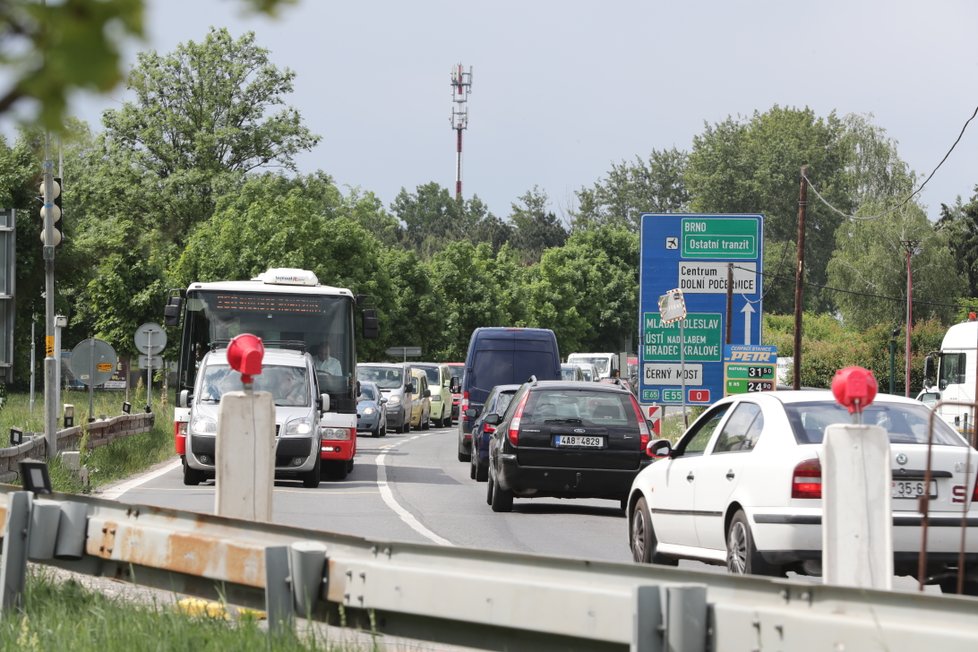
[[69, 338, 117, 423], [135, 322, 166, 413], [639, 214, 764, 408]]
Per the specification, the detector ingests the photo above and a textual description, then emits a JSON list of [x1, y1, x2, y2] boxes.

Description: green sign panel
[[725, 378, 776, 394], [681, 217, 758, 259], [725, 364, 776, 380], [642, 312, 723, 362]]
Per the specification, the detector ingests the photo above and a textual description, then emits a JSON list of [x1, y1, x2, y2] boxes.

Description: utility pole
[[793, 166, 808, 390], [901, 239, 919, 398], [450, 64, 472, 203], [41, 147, 57, 459]]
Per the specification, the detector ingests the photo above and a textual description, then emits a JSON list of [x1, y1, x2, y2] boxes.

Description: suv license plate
[[554, 435, 604, 448], [891, 480, 937, 499]]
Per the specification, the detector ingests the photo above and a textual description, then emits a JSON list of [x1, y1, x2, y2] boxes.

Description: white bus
[[164, 268, 378, 467]]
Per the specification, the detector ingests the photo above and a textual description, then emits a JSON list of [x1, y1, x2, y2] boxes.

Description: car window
[[713, 402, 763, 453], [784, 401, 967, 446], [360, 385, 377, 401], [495, 391, 517, 415], [679, 405, 731, 456], [418, 366, 439, 385], [523, 389, 636, 426]]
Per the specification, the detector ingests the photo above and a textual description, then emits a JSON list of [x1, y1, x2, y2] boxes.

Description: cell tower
[[450, 63, 473, 202]]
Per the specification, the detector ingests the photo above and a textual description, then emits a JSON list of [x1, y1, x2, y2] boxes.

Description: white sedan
[[626, 390, 978, 593]]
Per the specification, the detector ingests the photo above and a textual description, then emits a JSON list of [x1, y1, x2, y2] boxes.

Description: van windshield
[[416, 366, 439, 385], [199, 364, 310, 407], [358, 366, 403, 389]]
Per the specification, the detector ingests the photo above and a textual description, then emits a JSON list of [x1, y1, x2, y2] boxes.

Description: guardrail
[[1, 486, 978, 651], [0, 413, 154, 483]]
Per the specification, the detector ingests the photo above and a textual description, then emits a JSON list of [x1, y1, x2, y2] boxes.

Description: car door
[[651, 403, 732, 547], [692, 400, 765, 552]]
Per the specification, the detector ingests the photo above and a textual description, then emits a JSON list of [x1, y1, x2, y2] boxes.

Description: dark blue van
[[456, 327, 561, 462]]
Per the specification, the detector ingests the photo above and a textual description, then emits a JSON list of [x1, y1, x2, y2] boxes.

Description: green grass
[[0, 388, 177, 493], [0, 568, 371, 651]]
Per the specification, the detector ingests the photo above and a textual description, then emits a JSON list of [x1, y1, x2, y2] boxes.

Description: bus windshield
[[176, 289, 355, 407]]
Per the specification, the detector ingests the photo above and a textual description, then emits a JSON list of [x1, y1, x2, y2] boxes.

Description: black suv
[[484, 380, 653, 512]]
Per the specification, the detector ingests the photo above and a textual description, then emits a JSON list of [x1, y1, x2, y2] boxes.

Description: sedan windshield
[[785, 401, 967, 447]]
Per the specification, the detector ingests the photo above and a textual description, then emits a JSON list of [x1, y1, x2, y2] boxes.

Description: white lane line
[[376, 434, 453, 546], [100, 458, 182, 500]]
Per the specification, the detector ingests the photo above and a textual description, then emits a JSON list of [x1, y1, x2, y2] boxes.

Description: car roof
[[490, 383, 522, 393], [358, 362, 408, 369], [722, 389, 924, 408], [526, 380, 630, 393], [202, 347, 310, 369]]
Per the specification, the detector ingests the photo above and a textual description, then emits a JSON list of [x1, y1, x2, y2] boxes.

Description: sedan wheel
[[726, 510, 780, 576], [630, 497, 654, 563]]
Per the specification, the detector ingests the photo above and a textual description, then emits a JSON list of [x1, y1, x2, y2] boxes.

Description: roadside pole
[[42, 157, 57, 460]]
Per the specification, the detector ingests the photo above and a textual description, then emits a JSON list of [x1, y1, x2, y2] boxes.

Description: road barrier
[[1, 486, 977, 651]]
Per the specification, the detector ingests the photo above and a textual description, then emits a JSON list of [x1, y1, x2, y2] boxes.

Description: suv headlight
[[386, 395, 401, 406], [322, 427, 351, 441], [190, 415, 217, 436], [283, 417, 313, 437]]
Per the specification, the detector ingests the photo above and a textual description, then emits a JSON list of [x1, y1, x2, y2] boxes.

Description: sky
[[68, 0, 978, 224]]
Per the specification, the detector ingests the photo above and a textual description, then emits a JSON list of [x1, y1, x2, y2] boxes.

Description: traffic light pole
[[42, 160, 57, 460]]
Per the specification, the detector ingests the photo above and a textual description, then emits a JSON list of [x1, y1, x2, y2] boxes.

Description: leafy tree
[[378, 247, 446, 360], [523, 226, 639, 354], [509, 187, 567, 263], [686, 107, 853, 312], [0, 0, 292, 130], [936, 192, 978, 297], [825, 202, 962, 330], [572, 148, 689, 231], [391, 183, 509, 257], [98, 27, 319, 243]]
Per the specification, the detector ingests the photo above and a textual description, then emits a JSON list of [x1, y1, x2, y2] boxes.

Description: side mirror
[[163, 295, 183, 327], [178, 389, 191, 408], [380, 396, 388, 404], [423, 389, 431, 398], [646, 438, 672, 459], [406, 382, 416, 394], [450, 378, 461, 393], [923, 354, 936, 386], [465, 407, 477, 418], [362, 308, 379, 339], [320, 393, 331, 413], [484, 413, 501, 426]]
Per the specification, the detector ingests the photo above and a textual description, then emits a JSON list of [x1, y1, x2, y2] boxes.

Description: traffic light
[[38, 176, 63, 246]]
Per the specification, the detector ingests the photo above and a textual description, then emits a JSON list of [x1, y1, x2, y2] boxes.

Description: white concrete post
[[215, 390, 275, 521], [822, 423, 893, 589]]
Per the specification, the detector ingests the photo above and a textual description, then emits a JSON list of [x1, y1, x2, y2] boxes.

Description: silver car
[[183, 348, 327, 488]]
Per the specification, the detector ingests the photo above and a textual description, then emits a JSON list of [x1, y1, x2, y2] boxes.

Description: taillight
[[461, 391, 469, 417], [482, 423, 495, 434], [791, 458, 822, 499], [629, 395, 651, 454], [174, 421, 187, 455], [508, 392, 530, 446]]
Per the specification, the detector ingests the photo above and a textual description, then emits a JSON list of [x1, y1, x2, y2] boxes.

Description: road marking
[[100, 458, 182, 500], [376, 433, 453, 547]]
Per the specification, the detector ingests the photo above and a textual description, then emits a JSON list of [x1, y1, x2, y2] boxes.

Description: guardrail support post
[[265, 545, 294, 635], [27, 498, 60, 560], [289, 541, 328, 616], [54, 500, 88, 560], [631, 584, 664, 652], [665, 585, 708, 652], [0, 491, 32, 612]]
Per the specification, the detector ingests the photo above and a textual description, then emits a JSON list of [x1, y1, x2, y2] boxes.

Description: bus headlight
[[322, 427, 351, 440]]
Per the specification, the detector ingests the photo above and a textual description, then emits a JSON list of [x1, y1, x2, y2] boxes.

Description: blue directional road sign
[[638, 214, 764, 406]]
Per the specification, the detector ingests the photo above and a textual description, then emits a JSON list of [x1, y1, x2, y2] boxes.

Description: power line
[[803, 102, 978, 221]]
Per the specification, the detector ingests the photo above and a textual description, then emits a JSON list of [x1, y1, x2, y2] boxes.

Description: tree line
[[1, 28, 976, 393]]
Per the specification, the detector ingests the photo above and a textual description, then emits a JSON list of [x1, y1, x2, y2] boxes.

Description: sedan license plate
[[891, 480, 937, 499], [553, 434, 604, 448]]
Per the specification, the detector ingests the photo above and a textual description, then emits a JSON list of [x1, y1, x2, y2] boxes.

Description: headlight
[[190, 415, 217, 436], [283, 418, 313, 436], [363, 406, 376, 416], [386, 395, 400, 406], [322, 427, 352, 440]]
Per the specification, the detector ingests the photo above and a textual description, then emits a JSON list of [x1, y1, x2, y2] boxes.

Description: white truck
[[566, 352, 619, 380], [922, 317, 978, 433]]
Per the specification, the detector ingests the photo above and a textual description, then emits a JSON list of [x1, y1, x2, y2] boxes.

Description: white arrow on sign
[[741, 302, 756, 345]]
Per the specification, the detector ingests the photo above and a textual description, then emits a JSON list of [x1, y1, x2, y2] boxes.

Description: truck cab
[[923, 316, 978, 433]]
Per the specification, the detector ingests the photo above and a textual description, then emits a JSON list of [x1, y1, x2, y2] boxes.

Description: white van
[[566, 352, 619, 380]]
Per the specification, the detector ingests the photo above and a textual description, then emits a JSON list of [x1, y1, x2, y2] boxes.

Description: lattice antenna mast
[[450, 63, 473, 202]]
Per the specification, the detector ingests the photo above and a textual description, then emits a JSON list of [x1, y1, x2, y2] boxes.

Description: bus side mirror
[[362, 308, 379, 339], [164, 295, 183, 327]]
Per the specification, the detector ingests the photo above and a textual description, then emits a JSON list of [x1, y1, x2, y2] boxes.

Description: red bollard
[[227, 334, 264, 385], [831, 366, 878, 416]]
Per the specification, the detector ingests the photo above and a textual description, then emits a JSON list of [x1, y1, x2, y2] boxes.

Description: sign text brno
[[638, 214, 764, 406]]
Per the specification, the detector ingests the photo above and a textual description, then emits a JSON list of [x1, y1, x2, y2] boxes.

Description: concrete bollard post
[[215, 389, 275, 521]]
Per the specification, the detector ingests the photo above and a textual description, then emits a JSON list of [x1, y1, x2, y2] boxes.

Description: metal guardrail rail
[[2, 486, 978, 652]]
